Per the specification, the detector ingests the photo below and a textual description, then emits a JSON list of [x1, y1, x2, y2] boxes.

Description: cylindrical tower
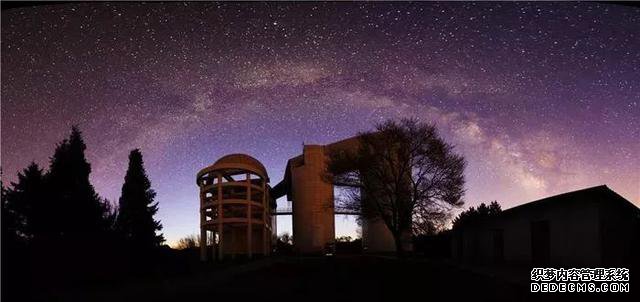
[[196, 154, 273, 261], [291, 145, 335, 254]]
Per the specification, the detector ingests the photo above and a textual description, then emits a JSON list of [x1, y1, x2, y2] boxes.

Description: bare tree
[[327, 119, 466, 256], [276, 232, 294, 254], [412, 202, 451, 235], [278, 232, 293, 245], [175, 234, 200, 250]]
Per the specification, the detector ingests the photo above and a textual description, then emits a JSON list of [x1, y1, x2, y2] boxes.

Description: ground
[[28, 255, 639, 302]]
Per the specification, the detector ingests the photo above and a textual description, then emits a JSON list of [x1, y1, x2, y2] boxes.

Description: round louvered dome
[[211, 153, 268, 177]]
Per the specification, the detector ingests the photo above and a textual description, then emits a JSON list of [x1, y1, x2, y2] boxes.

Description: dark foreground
[[16, 255, 640, 302]]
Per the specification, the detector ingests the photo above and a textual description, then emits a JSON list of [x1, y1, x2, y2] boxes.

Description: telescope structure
[[271, 137, 401, 254], [197, 135, 411, 260], [197, 154, 275, 261]]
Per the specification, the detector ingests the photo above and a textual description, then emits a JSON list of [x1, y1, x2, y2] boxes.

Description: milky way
[[2, 2, 639, 244]]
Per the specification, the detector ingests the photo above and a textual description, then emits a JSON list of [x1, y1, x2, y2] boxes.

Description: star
[[1, 2, 638, 245]]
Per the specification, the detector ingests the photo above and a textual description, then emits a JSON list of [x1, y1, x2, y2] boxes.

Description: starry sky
[[2, 2, 639, 245]]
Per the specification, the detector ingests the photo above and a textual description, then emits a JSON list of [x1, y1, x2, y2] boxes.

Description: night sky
[[2, 2, 639, 245]]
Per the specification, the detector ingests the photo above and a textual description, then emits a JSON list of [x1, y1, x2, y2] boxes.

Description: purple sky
[[2, 2, 639, 245]]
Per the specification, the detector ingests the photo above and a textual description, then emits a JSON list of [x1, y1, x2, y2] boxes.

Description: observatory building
[[451, 185, 640, 267], [270, 137, 402, 254], [198, 143, 637, 262], [197, 136, 407, 260], [197, 154, 275, 260]]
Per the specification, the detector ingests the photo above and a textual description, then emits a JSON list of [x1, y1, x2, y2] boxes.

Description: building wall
[[222, 226, 267, 256], [598, 198, 640, 267], [288, 138, 409, 254], [504, 200, 600, 266], [291, 145, 335, 254], [454, 200, 602, 267], [362, 217, 396, 252]]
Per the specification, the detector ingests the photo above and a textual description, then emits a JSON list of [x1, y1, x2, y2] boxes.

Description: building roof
[[500, 185, 639, 217], [197, 154, 268, 181], [212, 153, 268, 177], [454, 185, 639, 230]]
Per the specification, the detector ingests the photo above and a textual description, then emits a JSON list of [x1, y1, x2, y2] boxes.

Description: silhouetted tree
[[278, 232, 293, 245], [327, 119, 466, 257], [1, 173, 29, 302], [3, 163, 48, 241], [335, 235, 353, 242], [115, 149, 164, 251], [276, 232, 294, 254], [452, 201, 502, 229], [47, 126, 112, 239], [101, 198, 118, 230], [412, 203, 450, 235], [176, 234, 200, 250], [2, 127, 156, 297], [1, 174, 24, 245]]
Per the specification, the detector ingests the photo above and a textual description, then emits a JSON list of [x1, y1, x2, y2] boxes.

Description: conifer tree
[[1, 173, 28, 302], [4, 163, 46, 239], [116, 149, 164, 250], [2, 175, 21, 245], [47, 126, 110, 238]]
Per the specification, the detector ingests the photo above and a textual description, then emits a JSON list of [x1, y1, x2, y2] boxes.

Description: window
[[204, 207, 218, 221], [203, 190, 218, 202], [199, 173, 210, 186]]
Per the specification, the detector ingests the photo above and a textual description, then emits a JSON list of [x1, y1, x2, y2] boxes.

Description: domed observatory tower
[[197, 154, 274, 261]]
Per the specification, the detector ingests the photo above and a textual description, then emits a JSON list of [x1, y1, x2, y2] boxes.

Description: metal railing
[[273, 205, 359, 215]]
